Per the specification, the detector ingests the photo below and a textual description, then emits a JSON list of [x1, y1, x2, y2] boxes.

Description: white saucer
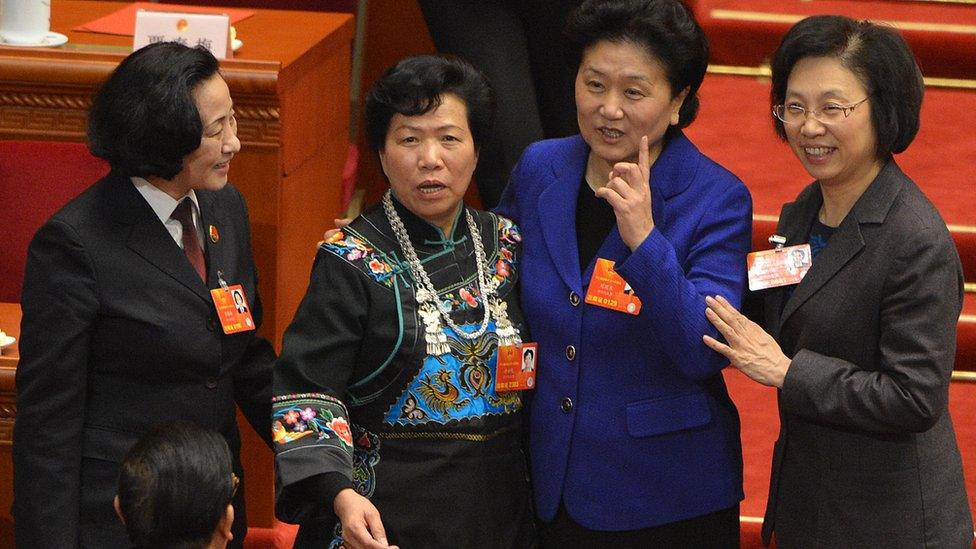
[[0, 335, 15, 349], [232, 38, 242, 52], [0, 31, 68, 48]]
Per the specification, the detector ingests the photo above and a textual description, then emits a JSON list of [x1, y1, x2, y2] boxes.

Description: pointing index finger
[[638, 135, 650, 175]]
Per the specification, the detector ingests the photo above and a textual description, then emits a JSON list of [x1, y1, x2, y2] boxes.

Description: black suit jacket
[[761, 161, 972, 547], [14, 172, 275, 548]]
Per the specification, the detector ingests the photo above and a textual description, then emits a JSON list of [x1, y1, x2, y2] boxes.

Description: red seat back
[[0, 140, 109, 302]]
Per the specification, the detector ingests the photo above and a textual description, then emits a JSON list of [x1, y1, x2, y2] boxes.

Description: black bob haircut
[[770, 15, 924, 158], [117, 421, 235, 549], [566, 0, 709, 139], [364, 54, 494, 153], [88, 42, 220, 180]]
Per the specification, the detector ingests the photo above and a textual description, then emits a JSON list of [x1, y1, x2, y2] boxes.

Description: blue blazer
[[496, 133, 751, 530]]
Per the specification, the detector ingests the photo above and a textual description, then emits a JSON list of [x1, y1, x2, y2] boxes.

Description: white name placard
[[133, 10, 230, 59]]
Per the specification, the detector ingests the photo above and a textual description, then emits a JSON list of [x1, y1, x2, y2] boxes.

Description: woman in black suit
[[703, 16, 972, 547], [14, 43, 274, 548]]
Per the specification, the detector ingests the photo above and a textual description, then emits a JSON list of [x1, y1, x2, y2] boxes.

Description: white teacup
[[0, 0, 51, 45]]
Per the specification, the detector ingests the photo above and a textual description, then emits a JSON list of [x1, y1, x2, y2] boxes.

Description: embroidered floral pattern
[[322, 230, 396, 287], [272, 393, 352, 447], [351, 426, 381, 497], [494, 217, 520, 288], [437, 218, 522, 313], [328, 417, 354, 446]]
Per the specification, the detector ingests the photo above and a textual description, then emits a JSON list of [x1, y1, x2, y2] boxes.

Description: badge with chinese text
[[210, 284, 256, 334], [747, 243, 812, 291], [584, 258, 642, 315], [495, 342, 538, 392]]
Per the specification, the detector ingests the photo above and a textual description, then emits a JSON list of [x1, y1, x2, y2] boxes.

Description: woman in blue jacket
[[496, 0, 752, 545]]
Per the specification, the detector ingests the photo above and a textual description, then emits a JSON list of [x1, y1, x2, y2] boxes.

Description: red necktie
[[171, 198, 207, 282]]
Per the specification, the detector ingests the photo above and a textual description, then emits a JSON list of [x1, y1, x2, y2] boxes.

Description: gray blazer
[[760, 161, 973, 548]]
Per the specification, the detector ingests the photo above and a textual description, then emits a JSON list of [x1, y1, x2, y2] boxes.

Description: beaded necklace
[[382, 190, 521, 356]]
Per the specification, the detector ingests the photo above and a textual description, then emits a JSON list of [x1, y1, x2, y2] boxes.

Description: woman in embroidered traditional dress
[[272, 55, 534, 548]]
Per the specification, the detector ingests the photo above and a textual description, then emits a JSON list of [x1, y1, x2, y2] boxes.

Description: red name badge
[[210, 284, 256, 334], [495, 342, 538, 392], [747, 243, 812, 291], [584, 258, 642, 315]]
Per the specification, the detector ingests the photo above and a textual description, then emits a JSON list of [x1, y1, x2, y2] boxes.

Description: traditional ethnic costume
[[273, 192, 534, 548]]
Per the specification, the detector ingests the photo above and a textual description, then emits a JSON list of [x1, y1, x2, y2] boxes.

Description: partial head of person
[[88, 42, 241, 200], [364, 54, 493, 236], [115, 421, 238, 549], [770, 16, 923, 189], [566, 0, 708, 171]]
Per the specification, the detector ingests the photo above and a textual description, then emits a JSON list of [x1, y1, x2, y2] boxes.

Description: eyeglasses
[[772, 98, 868, 126]]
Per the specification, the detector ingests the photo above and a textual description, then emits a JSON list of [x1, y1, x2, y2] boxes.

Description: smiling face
[[156, 74, 240, 199], [784, 56, 881, 191], [575, 39, 688, 175], [379, 93, 477, 236]]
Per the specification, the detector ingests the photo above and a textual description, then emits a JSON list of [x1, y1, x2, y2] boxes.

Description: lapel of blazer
[[779, 160, 903, 329], [766, 185, 820, 338], [109, 173, 214, 303], [537, 136, 588, 294]]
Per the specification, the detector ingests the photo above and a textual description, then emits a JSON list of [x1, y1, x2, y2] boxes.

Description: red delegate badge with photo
[[585, 258, 642, 315], [210, 284, 256, 334], [746, 243, 812, 291], [495, 342, 538, 392]]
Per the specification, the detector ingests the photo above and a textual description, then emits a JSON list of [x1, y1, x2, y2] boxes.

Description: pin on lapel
[[209, 225, 219, 243]]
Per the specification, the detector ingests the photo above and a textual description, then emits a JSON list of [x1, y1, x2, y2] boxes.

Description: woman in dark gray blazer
[[703, 16, 972, 548]]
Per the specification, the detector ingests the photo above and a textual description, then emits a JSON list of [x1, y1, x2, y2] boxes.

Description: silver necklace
[[382, 190, 520, 356]]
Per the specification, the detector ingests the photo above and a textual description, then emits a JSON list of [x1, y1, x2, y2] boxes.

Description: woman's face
[[575, 39, 687, 169], [379, 93, 477, 236], [165, 74, 240, 197], [783, 56, 880, 189]]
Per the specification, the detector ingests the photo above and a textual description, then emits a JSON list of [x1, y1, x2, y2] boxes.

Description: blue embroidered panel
[[384, 321, 521, 426]]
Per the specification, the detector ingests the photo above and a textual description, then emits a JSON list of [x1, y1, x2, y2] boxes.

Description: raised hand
[[702, 295, 791, 388], [594, 135, 654, 251]]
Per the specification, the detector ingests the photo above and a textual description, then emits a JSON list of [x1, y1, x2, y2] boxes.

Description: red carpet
[[692, 0, 976, 79]]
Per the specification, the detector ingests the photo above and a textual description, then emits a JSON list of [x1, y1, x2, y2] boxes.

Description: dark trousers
[[418, 0, 580, 209], [540, 503, 741, 549]]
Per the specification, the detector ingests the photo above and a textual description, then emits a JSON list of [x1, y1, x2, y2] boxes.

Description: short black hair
[[88, 42, 221, 179], [566, 0, 709, 137], [770, 15, 924, 158], [117, 421, 235, 549], [364, 55, 493, 152]]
